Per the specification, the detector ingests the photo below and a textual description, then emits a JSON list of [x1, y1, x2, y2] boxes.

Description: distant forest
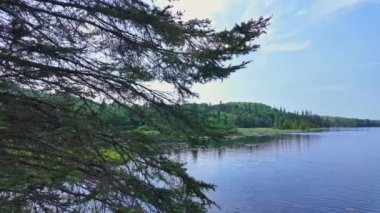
[[100, 102, 380, 132]]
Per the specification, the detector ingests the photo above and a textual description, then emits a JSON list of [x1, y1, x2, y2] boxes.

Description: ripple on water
[[180, 128, 380, 212]]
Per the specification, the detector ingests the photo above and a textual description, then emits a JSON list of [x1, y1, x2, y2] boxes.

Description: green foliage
[[192, 102, 380, 130], [65, 101, 380, 136], [0, 0, 269, 211], [0, 103, 7, 129], [321, 116, 380, 127], [0, 95, 218, 212]]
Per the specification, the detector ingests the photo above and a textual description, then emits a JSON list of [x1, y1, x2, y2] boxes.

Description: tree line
[[89, 101, 380, 132]]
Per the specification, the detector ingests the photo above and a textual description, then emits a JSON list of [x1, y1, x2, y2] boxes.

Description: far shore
[[236, 127, 322, 135]]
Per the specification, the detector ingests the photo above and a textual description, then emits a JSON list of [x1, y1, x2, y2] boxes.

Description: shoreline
[[235, 127, 322, 135]]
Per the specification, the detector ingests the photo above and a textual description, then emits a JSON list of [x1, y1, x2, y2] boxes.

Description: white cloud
[[156, 0, 278, 28], [146, 81, 175, 93], [170, 0, 230, 20], [155, 0, 234, 29]]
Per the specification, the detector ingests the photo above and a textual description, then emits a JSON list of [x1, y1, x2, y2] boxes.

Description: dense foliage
[[191, 102, 380, 130], [201, 102, 380, 129], [0, 0, 269, 211], [100, 102, 380, 132]]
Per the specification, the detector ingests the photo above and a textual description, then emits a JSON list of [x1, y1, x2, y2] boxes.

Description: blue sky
[[157, 0, 380, 119]]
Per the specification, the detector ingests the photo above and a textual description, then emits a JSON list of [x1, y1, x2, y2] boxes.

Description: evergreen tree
[[0, 0, 269, 211]]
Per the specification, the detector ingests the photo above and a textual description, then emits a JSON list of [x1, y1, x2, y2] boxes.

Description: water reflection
[[171, 134, 320, 164], [191, 149, 198, 162], [171, 129, 380, 212]]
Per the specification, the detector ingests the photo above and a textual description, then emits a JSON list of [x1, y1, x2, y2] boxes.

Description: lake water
[[171, 128, 380, 212]]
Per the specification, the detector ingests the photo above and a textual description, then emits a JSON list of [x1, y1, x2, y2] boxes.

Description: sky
[[155, 0, 380, 119]]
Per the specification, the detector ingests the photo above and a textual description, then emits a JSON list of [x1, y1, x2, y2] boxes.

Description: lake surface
[[171, 128, 380, 212]]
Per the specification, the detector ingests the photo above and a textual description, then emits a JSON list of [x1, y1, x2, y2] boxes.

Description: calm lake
[[171, 128, 380, 212]]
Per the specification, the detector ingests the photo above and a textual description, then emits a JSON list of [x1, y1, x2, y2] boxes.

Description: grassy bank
[[236, 127, 322, 134]]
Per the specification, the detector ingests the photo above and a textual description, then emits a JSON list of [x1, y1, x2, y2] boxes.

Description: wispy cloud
[[263, 40, 312, 53], [307, 85, 349, 93], [230, 0, 313, 55], [294, 9, 307, 17], [153, 0, 318, 58], [239, 0, 277, 21], [308, 0, 380, 17]]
